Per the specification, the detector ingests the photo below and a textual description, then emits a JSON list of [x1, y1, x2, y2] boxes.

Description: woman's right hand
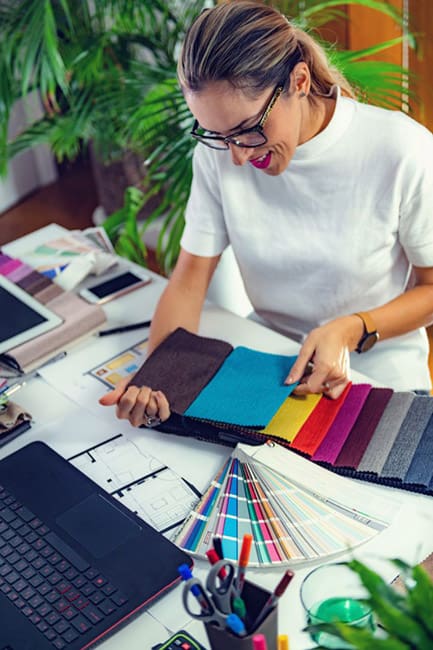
[[99, 376, 171, 428]]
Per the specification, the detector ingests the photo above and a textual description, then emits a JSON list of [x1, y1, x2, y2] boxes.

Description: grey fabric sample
[[358, 392, 415, 473], [381, 396, 433, 479], [404, 412, 433, 486]]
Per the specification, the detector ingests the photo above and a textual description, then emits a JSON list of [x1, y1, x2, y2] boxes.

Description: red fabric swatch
[[290, 383, 352, 456]]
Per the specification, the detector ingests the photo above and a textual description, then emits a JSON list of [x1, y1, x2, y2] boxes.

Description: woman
[[101, 0, 433, 428]]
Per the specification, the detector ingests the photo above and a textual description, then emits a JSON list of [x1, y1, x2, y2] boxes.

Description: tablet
[[0, 276, 63, 354]]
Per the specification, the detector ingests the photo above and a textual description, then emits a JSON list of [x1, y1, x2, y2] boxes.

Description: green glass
[[308, 596, 374, 649]]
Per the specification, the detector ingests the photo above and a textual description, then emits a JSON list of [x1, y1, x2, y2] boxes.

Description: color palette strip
[[175, 442, 398, 567], [0, 251, 106, 372]]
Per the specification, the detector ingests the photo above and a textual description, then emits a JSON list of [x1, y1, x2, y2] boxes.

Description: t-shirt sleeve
[[180, 144, 229, 257], [399, 124, 433, 267]]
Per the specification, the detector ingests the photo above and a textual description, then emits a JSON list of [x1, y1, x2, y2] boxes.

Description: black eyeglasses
[[190, 83, 283, 150]]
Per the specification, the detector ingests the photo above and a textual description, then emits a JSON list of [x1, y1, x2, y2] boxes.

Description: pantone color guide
[[175, 442, 399, 566]]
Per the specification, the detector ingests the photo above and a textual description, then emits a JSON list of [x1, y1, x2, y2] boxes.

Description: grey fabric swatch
[[381, 396, 433, 479], [404, 412, 433, 486], [358, 392, 415, 474]]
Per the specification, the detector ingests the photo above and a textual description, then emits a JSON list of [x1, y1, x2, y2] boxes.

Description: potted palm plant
[[0, 0, 413, 273]]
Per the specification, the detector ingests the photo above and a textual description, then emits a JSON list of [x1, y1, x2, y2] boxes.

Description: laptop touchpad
[[57, 493, 142, 558]]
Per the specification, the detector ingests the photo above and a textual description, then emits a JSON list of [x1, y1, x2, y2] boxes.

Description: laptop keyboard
[[0, 483, 128, 649]]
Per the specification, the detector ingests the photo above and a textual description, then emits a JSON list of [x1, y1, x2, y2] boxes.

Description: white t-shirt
[[181, 88, 433, 390]]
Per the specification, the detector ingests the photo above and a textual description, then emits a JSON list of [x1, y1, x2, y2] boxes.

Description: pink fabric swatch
[[312, 384, 371, 464]]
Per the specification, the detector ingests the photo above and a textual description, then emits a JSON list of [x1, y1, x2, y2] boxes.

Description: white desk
[[2, 226, 433, 649]]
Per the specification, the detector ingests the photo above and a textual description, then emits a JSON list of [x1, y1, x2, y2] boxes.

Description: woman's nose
[[228, 144, 250, 166]]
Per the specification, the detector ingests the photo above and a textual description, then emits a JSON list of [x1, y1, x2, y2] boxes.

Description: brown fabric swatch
[[130, 328, 233, 414]]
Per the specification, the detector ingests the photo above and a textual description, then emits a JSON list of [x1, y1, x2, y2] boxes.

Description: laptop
[[0, 441, 193, 650]]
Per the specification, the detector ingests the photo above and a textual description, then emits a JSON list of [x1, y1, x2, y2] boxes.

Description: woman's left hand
[[285, 316, 363, 399]]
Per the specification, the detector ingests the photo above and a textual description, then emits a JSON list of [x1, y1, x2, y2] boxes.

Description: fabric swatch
[[0, 258, 22, 276], [357, 392, 415, 474], [185, 346, 298, 427], [313, 384, 371, 464], [290, 383, 351, 456], [404, 412, 433, 487], [4, 262, 34, 283], [334, 388, 394, 469], [130, 328, 233, 414], [263, 393, 321, 442], [381, 396, 433, 480]]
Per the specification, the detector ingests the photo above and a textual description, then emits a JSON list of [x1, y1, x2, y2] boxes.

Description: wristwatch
[[353, 312, 379, 353]]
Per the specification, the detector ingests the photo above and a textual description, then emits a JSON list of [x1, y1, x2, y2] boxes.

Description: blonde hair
[[178, 0, 355, 101]]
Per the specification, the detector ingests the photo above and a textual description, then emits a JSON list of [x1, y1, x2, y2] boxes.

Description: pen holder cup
[[205, 580, 278, 650]]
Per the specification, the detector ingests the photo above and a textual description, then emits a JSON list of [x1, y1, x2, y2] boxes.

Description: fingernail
[[286, 376, 294, 385]]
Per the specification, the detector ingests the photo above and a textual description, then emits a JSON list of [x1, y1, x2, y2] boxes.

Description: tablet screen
[[0, 277, 63, 354], [0, 286, 47, 342]]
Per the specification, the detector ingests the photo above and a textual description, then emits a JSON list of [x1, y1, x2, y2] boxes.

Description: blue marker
[[226, 612, 247, 637]]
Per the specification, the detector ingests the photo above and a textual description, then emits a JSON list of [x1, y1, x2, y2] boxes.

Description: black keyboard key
[[62, 628, 79, 643], [37, 602, 52, 617], [22, 566, 36, 580], [37, 620, 49, 633], [63, 607, 77, 621], [0, 508, 15, 523], [89, 590, 104, 605], [82, 604, 104, 625], [16, 506, 35, 523], [46, 611, 61, 626], [102, 582, 116, 596], [110, 591, 128, 607], [54, 619, 70, 635], [53, 637, 67, 649], [46, 532, 89, 572], [29, 573, 44, 588], [98, 599, 117, 616], [44, 628, 57, 641], [71, 615, 91, 634]]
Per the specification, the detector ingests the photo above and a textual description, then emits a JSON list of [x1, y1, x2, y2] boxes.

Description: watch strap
[[353, 311, 377, 335]]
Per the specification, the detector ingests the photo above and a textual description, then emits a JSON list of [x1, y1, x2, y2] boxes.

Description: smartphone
[[79, 270, 152, 304]]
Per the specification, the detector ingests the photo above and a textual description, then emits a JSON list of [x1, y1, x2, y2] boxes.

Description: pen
[[251, 570, 294, 630], [278, 634, 289, 650], [235, 533, 253, 595], [206, 548, 228, 579], [98, 320, 152, 336], [213, 536, 224, 560], [178, 564, 211, 614], [253, 634, 268, 650]]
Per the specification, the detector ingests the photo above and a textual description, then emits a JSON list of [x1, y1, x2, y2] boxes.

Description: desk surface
[[2, 225, 433, 650]]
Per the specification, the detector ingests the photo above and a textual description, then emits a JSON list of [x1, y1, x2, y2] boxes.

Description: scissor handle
[[206, 560, 237, 614], [182, 579, 226, 628]]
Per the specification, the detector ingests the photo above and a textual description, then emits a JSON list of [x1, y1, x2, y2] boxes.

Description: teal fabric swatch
[[185, 346, 298, 427]]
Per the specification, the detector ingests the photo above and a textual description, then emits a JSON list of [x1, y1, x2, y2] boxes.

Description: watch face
[[359, 331, 379, 353]]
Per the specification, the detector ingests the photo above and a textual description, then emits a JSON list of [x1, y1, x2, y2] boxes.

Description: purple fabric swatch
[[334, 387, 394, 469], [0, 254, 12, 266], [312, 384, 371, 464], [0, 258, 22, 276], [4, 263, 33, 283]]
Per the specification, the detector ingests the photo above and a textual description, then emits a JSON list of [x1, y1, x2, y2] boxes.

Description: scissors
[[182, 577, 227, 628], [206, 559, 239, 614]]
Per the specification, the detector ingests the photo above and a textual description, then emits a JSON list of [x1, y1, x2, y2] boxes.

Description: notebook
[[0, 441, 192, 650]]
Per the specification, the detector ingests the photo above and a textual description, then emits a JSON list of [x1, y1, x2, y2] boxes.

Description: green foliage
[[305, 559, 433, 649], [102, 186, 147, 265], [0, 0, 415, 272]]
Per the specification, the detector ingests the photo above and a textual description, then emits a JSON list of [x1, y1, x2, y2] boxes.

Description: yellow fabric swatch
[[262, 393, 321, 442]]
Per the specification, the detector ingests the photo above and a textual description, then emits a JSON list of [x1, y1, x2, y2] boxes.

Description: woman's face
[[184, 69, 323, 176]]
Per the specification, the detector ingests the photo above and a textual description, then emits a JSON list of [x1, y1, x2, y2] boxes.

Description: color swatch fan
[[175, 442, 400, 567]]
